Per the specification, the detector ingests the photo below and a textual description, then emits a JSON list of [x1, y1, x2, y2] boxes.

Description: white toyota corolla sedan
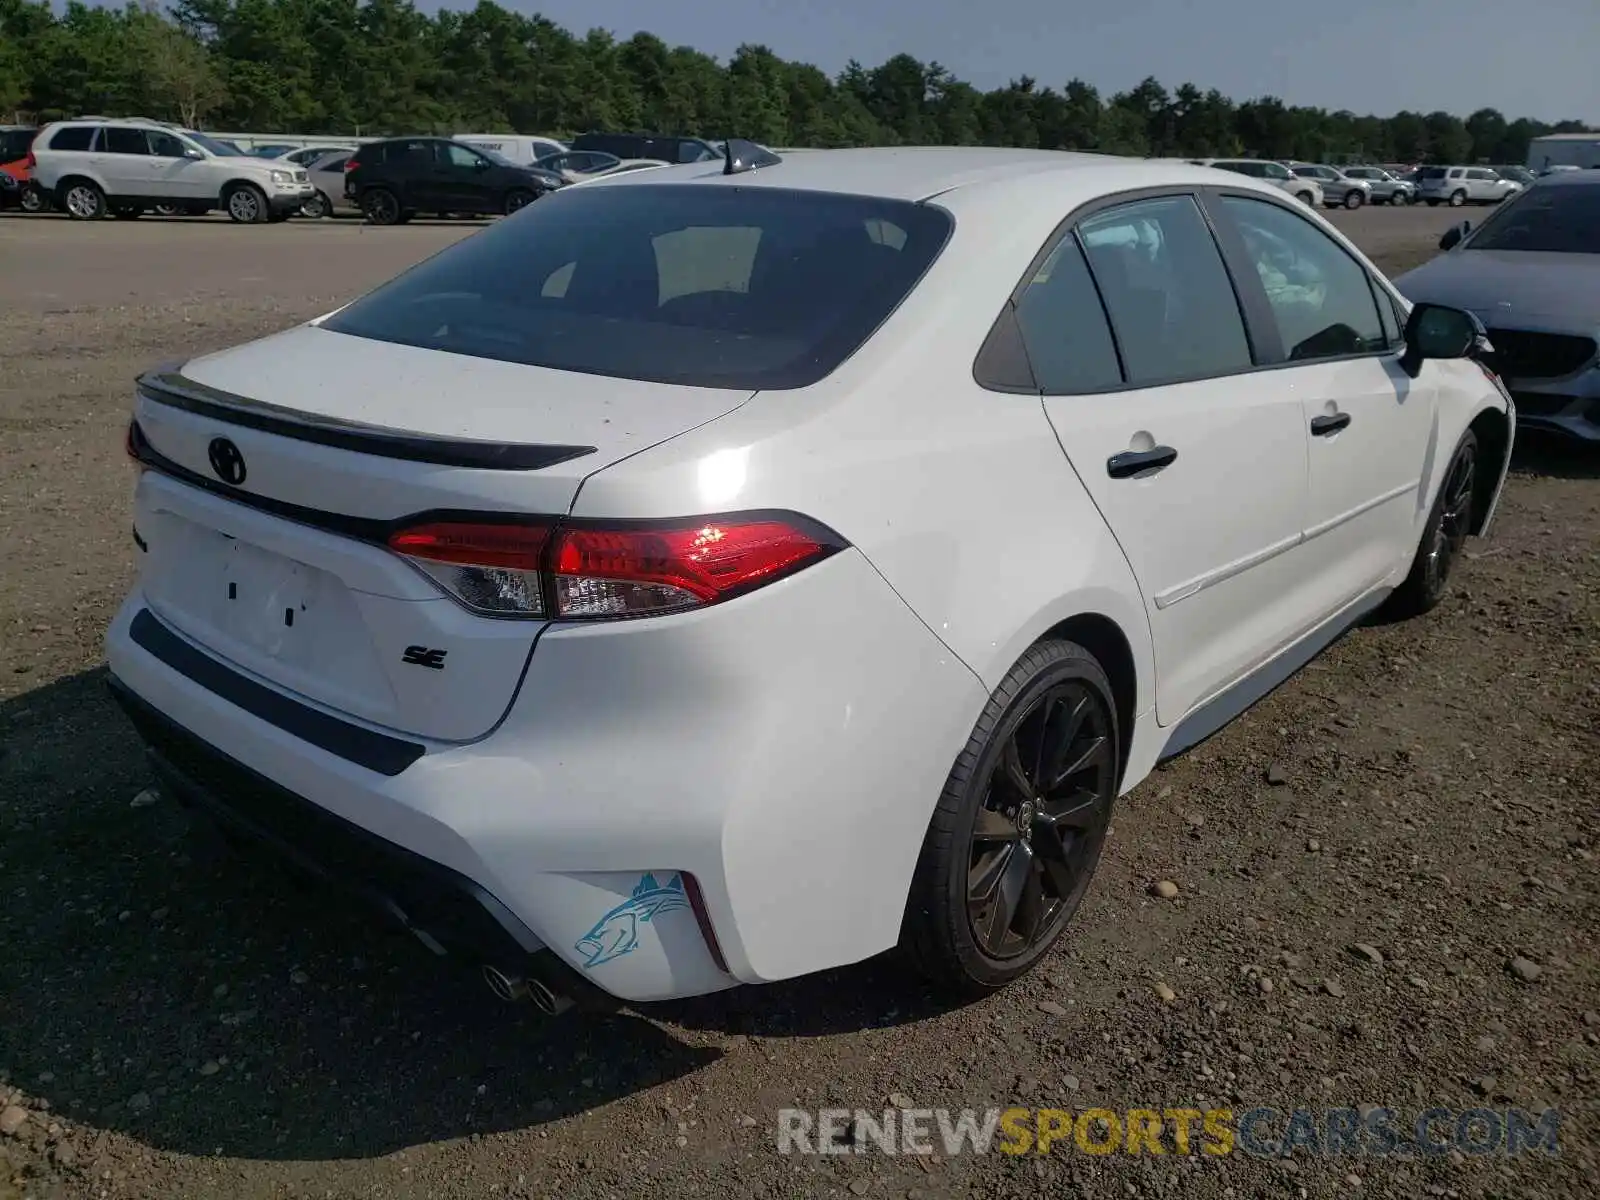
[[108, 143, 1514, 1012]]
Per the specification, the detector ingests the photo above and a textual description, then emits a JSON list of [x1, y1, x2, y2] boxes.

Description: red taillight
[[387, 521, 551, 617], [343, 158, 359, 172], [386, 514, 841, 620]]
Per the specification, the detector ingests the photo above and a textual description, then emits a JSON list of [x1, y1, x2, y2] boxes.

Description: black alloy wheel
[[967, 679, 1116, 961], [902, 638, 1120, 994]]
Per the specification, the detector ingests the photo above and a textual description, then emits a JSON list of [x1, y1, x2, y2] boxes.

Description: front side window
[[179, 130, 239, 157], [1218, 195, 1386, 361], [1012, 236, 1123, 393], [48, 125, 97, 152], [1264, 163, 1294, 180], [442, 142, 486, 169], [1077, 195, 1252, 385], [1467, 169, 1494, 181], [322, 185, 953, 390], [103, 127, 150, 155], [147, 131, 188, 158]]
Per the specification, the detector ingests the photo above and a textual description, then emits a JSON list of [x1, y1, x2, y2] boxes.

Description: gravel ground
[[1, 204, 1596, 1200]]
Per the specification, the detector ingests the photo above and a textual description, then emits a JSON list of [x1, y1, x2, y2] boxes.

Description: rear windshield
[[1466, 185, 1600, 254], [0, 128, 34, 162], [1419, 167, 1449, 179], [322, 184, 954, 390]]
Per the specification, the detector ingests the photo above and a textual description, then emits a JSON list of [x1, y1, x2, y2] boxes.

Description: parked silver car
[[1416, 166, 1521, 207], [1195, 158, 1323, 206], [1340, 165, 1416, 206], [1286, 162, 1373, 209], [297, 148, 361, 218], [1396, 173, 1599, 442]]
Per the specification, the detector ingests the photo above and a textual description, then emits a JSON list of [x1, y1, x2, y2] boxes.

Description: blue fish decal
[[574, 873, 691, 968]]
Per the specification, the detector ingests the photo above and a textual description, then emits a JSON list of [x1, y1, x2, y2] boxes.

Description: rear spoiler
[[135, 366, 596, 472]]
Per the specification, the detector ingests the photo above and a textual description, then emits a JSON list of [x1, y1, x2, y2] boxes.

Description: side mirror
[[182, 147, 204, 160], [474, 158, 491, 171], [1437, 220, 1471, 251], [1399, 303, 1484, 378]]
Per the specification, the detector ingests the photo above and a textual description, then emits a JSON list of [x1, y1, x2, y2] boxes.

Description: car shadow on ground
[[0, 667, 956, 1164]]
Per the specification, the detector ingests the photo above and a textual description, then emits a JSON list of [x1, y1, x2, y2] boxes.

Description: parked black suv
[[344, 137, 562, 225], [570, 132, 722, 165]]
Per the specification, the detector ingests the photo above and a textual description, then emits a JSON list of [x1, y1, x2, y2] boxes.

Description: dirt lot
[[1, 204, 1597, 1200]]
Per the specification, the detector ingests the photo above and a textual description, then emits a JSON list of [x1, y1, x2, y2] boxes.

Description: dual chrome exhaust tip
[[481, 962, 575, 1016]]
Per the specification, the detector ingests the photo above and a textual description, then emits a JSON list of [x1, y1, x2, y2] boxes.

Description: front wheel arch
[[1466, 406, 1511, 536]]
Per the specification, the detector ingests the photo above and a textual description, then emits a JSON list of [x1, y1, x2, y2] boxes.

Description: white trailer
[[1527, 133, 1600, 172]]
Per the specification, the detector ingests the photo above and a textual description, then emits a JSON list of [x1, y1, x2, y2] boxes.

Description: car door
[[1029, 192, 1317, 724], [144, 129, 206, 200], [97, 126, 152, 197], [435, 140, 496, 212], [1207, 190, 1435, 614]]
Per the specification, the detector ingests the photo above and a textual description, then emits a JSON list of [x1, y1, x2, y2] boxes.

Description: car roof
[[577, 145, 1269, 204]]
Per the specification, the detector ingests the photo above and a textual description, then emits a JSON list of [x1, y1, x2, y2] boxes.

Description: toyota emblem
[[207, 437, 247, 485]]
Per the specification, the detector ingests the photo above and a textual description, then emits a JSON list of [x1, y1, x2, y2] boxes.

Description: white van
[[452, 134, 566, 167]]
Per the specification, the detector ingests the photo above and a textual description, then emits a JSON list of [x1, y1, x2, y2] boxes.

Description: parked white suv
[[31, 118, 314, 223]]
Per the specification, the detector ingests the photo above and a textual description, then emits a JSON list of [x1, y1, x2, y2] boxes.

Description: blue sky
[[439, 0, 1600, 122]]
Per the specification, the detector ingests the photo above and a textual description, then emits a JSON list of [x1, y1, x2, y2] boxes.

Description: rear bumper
[[105, 547, 987, 1002]]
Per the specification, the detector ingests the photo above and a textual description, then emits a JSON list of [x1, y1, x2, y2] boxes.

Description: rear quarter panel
[[569, 177, 1159, 729]]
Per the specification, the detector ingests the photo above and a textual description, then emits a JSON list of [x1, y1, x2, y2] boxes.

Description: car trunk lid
[[130, 324, 753, 743]]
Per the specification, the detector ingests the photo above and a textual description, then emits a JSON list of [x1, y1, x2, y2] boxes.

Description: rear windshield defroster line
[[320, 183, 956, 391], [136, 370, 597, 471]]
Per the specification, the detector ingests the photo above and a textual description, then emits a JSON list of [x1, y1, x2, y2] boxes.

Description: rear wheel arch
[[1034, 613, 1138, 791]]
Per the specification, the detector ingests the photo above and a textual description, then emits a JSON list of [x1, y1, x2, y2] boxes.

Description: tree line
[[1, 0, 1593, 164]]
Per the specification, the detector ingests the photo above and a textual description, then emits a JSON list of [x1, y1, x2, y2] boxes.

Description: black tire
[[1390, 191, 1410, 207], [300, 190, 331, 219], [1295, 190, 1316, 206], [504, 188, 536, 216], [1426, 199, 1440, 207], [363, 187, 402, 226], [60, 179, 107, 221], [1383, 428, 1479, 619], [1448, 189, 1467, 208], [152, 202, 184, 217], [901, 639, 1121, 996], [19, 184, 47, 214], [111, 205, 144, 220], [1343, 189, 1365, 209], [224, 183, 269, 224]]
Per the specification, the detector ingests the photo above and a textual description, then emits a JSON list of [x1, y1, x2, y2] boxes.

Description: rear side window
[[48, 125, 97, 152], [1013, 237, 1123, 392], [322, 185, 954, 390], [1420, 167, 1448, 180], [318, 154, 349, 173], [1077, 195, 1253, 385]]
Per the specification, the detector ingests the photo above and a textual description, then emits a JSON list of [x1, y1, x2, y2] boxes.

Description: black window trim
[[974, 183, 1410, 397]]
